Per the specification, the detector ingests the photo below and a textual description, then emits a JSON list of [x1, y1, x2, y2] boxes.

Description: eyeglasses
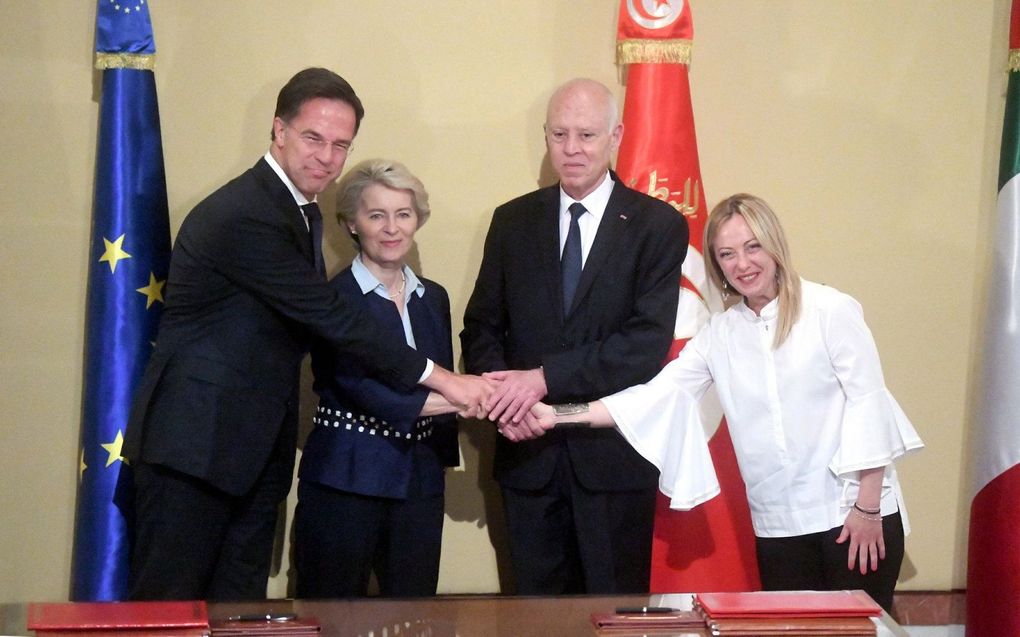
[[286, 125, 353, 156]]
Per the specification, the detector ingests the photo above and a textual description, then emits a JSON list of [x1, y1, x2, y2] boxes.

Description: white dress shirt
[[603, 280, 924, 538], [264, 152, 312, 228], [558, 171, 614, 267]]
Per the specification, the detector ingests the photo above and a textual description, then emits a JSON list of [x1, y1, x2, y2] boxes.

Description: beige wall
[[0, 0, 1003, 601]]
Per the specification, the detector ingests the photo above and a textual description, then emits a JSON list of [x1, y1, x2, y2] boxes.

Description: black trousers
[[754, 512, 905, 613], [127, 459, 290, 601], [501, 447, 657, 595], [293, 479, 445, 598]]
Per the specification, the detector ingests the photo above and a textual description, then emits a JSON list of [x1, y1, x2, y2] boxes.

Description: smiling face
[[270, 97, 356, 200], [544, 80, 623, 200], [712, 213, 779, 314], [348, 183, 418, 270]]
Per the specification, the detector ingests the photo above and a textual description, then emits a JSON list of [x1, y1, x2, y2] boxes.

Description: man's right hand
[[480, 368, 548, 424], [499, 402, 556, 442], [421, 365, 495, 419]]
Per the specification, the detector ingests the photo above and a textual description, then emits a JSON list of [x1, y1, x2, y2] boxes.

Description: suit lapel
[[566, 180, 634, 316], [407, 290, 441, 362], [252, 158, 315, 264], [534, 187, 567, 320]]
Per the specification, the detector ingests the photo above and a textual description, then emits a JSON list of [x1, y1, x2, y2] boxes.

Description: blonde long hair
[[704, 194, 802, 348]]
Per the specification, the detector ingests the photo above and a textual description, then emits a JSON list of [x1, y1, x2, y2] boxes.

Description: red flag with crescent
[[615, 0, 761, 592]]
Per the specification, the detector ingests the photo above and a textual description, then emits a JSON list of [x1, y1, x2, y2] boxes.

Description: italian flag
[[967, 2, 1020, 635], [615, 0, 759, 592]]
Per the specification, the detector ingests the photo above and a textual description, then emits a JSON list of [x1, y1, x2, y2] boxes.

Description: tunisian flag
[[614, 0, 760, 592], [967, 3, 1020, 635]]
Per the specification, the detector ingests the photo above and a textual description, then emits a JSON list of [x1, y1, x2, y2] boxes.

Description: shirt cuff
[[418, 358, 435, 384]]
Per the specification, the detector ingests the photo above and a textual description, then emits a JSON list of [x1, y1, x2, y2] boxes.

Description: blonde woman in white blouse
[[497, 193, 923, 612]]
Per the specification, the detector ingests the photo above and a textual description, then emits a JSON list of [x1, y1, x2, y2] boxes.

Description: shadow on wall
[[447, 416, 515, 594]]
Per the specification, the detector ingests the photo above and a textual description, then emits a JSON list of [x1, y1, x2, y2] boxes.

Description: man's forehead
[[284, 98, 357, 137], [545, 116, 610, 132], [547, 99, 610, 126]]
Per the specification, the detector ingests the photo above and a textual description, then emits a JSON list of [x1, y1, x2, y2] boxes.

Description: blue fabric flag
[[71, 0, 170, 601], [95, 0, 156, 55]]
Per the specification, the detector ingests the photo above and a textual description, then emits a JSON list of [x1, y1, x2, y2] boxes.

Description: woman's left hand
[[836, 511, 885, 574]]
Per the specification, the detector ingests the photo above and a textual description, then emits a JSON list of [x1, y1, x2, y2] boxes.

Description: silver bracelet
[[552, 403, 590, 416], [850, 508, 882, 522]]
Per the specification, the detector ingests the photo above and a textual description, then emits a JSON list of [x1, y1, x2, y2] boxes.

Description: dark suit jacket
[[461, 176, 688, 492], [124, 158, 427, 497], [299, 267, 459, 499]]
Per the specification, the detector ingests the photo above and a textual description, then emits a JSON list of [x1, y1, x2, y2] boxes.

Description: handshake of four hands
[[429, 367, 571, 441]]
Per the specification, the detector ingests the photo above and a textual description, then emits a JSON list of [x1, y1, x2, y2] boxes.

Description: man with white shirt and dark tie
[[461, 77, 689, 594]]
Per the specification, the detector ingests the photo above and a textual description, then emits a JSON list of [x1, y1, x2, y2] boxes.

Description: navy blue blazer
[[299, 267, 459, 499]]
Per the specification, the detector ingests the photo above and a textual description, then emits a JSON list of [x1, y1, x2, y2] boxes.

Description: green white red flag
[[615, 0, 759, 592], [967, 2, 1020, 634]]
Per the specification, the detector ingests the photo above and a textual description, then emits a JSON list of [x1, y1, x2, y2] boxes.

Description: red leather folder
[[704, 615, 877, 636], [27, 627, 209, 631], [694, 590, 882, 619], [27, 600, 209, 635]]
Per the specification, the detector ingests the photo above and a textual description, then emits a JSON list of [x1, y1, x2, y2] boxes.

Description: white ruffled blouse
[[603, 279, 923, 538]]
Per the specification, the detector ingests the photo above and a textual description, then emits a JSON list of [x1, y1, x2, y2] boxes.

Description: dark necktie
[[561, 202, 586, 311], [302, 202, 326, 277]]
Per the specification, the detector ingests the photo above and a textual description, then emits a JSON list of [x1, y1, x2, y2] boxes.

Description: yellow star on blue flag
[[100, 431, 126, 468], [98, 234, 132, 273], [135, 272, 165, 309]]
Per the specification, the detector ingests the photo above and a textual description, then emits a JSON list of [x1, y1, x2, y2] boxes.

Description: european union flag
[[71, 0, 170, 601]]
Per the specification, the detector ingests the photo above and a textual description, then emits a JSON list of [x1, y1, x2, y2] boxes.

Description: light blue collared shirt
[[351, 254, 425, 350]]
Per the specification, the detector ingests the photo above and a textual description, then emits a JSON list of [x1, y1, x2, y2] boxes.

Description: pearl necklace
[[388, 271, 406, 300]]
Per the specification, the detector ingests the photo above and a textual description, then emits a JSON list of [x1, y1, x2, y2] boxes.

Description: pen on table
[[226, 613, 297, 622], [614, 606, 678, 614]]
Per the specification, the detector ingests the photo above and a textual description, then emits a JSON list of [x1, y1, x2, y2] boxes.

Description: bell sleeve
[[822, 291, 924, 478], [602, 328, 721, 510]]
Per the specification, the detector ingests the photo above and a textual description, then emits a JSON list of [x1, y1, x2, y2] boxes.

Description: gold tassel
[[1010, 49, 1020, 73], [616, 38, 692, 65], [95, 52, 155, 71]]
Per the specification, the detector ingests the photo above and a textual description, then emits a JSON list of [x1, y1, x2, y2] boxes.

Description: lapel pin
[[619, 214, 628, 220]]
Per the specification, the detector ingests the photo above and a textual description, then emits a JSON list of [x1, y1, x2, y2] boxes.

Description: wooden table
[[1, 593, 911, 636]]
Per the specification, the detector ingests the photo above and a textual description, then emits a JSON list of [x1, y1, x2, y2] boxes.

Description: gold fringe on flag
[[1010, 49, 1020, 73], [95, 52, 155, 71], [617, 38, 692, 65]]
